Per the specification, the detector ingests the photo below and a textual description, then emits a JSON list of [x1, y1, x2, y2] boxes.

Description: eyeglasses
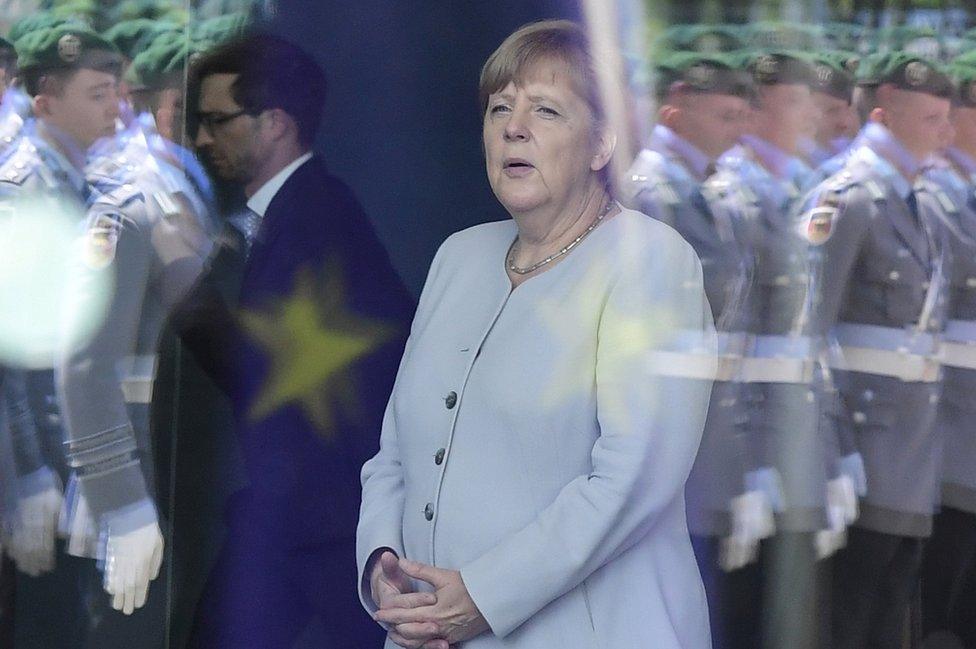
[[196, 109, 249, 134]]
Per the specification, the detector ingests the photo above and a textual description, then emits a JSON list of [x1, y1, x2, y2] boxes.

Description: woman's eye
[[537, 106, 559, 116], [489, 104, 511, 115]]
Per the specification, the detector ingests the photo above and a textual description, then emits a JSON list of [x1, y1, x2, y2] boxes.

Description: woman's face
[[483, 60, 607, 216]]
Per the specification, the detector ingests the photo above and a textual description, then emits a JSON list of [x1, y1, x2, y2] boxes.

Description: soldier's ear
[[658, 104, 680, 127], [32, 94, 51, 117], [868, 106, 887, 126]]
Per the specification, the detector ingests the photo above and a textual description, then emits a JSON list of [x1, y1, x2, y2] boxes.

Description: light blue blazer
[[358, 208, 715, 648]]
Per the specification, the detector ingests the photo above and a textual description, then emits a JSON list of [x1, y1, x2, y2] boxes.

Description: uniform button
[[434, 448, 445, 465], [424, 503, 434, 521], [853, 411, 866, 424], [967, 277, 976, 288], [889, 270, 900, 281], [445, 391, 457, 409]]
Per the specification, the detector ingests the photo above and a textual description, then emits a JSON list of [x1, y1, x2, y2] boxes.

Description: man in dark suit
[[184, 33, 413, 648]]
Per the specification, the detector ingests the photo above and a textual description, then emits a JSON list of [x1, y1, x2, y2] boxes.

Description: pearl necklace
[[507, 198, 615, 275]]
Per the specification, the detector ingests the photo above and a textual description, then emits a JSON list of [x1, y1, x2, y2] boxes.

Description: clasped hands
[[370, 550, 489, 648]]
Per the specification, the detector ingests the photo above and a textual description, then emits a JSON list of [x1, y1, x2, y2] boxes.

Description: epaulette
[[0, 140, 41, 187], [92, 181, 145, 211]]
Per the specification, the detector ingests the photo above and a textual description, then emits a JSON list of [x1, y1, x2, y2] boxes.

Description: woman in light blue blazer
[[357, 19, 715, 649]]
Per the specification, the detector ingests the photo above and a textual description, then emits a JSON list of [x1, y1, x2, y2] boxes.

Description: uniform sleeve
[[56, 202, 155, 529], [806, 185, 872, 336], [460, 229, 715, 638], [357, 239, 448, 615], [2, 368, 47, 483]]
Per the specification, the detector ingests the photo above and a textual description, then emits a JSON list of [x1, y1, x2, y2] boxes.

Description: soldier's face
[[195, 73, 262, 185], [874, 87, 952, 160], [668, 92, 749, 159], [753, 83, 818, 151], [37, 68, 119, 149], [813, 92, 855, 145], [155, 87, 185, 143], [950, 106, 976, 153]]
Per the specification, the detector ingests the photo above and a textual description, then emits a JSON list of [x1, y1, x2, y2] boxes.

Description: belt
[[939, 319, 976, 370], [831, 323, 941, 383], [739, 334, 816, 384], [644, 329, 724, 381]]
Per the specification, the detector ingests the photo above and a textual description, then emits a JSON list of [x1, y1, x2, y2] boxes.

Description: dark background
[[264, 0, 584, 295]]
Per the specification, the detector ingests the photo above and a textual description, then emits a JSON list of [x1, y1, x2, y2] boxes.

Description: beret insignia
[[905, 61, 930, 87], [58, 33, 82, 64]]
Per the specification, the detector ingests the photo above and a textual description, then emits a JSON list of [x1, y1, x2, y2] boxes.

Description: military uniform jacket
[[803, 139, 951, 537], [622, 130, 751, 537], [714, 141, 829, 532], [0, 124, 89, 486], [56, 141, 213, 550], [924, 152, 976, 513]]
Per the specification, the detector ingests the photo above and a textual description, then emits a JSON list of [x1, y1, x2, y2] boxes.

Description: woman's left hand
[[375, 558, 490, 647]]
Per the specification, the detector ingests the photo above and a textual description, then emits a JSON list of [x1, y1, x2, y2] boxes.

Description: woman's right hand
[[371, 550, 434, 610], [371, 551, 446, 648]]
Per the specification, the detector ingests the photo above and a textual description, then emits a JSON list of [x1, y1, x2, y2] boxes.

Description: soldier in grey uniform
[[0, 23, 124, 649], [799, 52, 860, 173], [55, 37, 214, 635], [620, 51, 760, 649], [919, 60, 976, 648], [798, 52, 955, 649], [711, 48, 840, 649]]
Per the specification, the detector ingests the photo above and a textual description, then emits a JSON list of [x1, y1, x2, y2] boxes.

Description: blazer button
[[445, 391, 458, 409], [424, 503, 435, 521], [434, 448, 446, 465]]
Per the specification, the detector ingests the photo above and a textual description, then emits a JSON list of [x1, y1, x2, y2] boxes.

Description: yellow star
[[238, 262, 394, 436]]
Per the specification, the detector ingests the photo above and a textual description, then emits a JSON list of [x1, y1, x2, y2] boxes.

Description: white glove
[[7, 467, 62, 577], [100, 505, 164, 615], [828, 474, 859, 526], [720, 490, 776, 572]]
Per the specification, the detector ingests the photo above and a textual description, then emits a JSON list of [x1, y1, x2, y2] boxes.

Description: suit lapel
[[239, 156, 319, 295]]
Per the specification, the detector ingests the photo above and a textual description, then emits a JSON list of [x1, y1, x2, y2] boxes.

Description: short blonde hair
[[478, 20, 604, 124]]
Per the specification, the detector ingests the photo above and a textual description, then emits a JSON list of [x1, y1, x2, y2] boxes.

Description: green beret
[[110, 0, 186, 23], [745, 22, 823, 51], [655, 51, 754, 101], [822, 22, 865, 52], [948, 62, 976, 108], [874, 26, 944, 61], [125, 37, 200, 91], [653, 24, 744, 56], [193, 12, 253, 45], [50, 0, 101, 24], [856, 52, 953, 98], [744, 50, 816, 86], [809, 51, 859, 101], [14, 24, 119, 74], [8, 13, 69, 44], [103, 19, 180, 60]]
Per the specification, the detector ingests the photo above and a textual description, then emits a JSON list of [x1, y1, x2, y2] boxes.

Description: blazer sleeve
[[460, 227, 715, 638], [356, 239, 449, 615]]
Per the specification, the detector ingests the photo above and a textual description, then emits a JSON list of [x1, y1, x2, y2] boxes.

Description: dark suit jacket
[[228, 156, 413, 546], [175, 156, 412, 646]]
